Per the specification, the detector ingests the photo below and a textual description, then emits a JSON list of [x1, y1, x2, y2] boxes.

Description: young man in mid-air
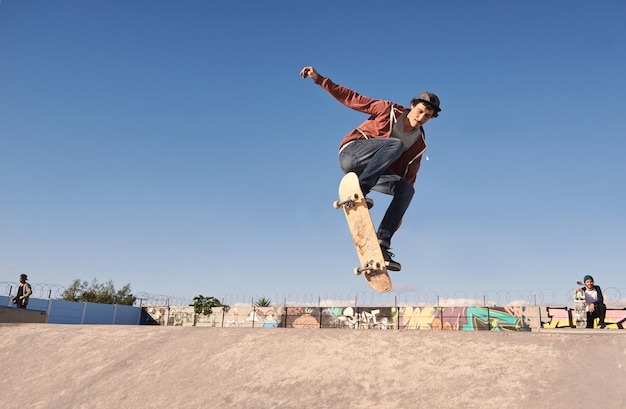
[[300, 66, 441, 271]]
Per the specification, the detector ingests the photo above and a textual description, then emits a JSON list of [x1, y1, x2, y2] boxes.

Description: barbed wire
[[0, 281, 68, 299], [2, 281, 625, 308]]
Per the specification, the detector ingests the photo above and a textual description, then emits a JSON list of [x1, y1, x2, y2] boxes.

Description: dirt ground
[[1, 325, 624, 409]]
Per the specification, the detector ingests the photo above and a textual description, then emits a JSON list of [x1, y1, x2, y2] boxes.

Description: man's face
[[407, 102, 434, 129], [585, 279, 594, 289]]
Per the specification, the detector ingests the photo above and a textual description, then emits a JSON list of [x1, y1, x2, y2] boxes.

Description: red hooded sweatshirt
[[315, 76, 427, 186]]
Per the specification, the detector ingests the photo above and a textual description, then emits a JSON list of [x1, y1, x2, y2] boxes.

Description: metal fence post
[[47, 290, 53, 318], [251, 297, 255, 328], [81, 302, 87, 324], [112, 303, 118, 325], [395, 295, 399, 330], [318, 296, 322, 329]]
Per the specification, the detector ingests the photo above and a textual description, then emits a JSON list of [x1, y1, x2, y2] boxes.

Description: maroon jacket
[[315, 76, 427, 186]]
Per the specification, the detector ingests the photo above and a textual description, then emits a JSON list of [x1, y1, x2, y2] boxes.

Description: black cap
[[416, 91, 441, 112]]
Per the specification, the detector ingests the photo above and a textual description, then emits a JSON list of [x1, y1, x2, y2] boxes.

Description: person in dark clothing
[[13, 273, 32, 309], [579, 275, 607, 328]]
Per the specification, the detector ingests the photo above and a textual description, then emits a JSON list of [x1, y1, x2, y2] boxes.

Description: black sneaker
[[381, 246, 401, 271]]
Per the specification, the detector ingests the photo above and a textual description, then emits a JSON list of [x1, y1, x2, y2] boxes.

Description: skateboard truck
[[354, 260, 383, 276], [333, 193, 361, 209]]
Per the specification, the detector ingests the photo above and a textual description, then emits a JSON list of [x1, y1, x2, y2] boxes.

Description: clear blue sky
[[1, 1, 625, 301]]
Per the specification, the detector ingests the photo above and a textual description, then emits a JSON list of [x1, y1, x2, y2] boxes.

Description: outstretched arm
[[299, 66, 389, 117], [299, 66, 321, 82]]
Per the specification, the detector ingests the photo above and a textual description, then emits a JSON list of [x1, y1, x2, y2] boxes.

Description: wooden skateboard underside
[[335, 173, 391, 293], [574, 297, 587, 328], [574, 281, 587, 328]]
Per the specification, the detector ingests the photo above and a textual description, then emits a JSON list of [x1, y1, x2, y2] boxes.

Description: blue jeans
[[338, 139, 414, 248]]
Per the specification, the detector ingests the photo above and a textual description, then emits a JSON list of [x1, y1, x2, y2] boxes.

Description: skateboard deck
[[574, 281, 587, 328], [334, 172, 391, 293]]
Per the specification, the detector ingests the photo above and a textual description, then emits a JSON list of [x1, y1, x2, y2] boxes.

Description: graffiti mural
[[542, 306, 626, 329], [542, 307, 571, 328], [321, 307, 396, 329], [142, 304, 625, 331], [461, 307, 529, 331], [143, 306, 286, 327], [283, 306, 532, 331], [285, 307, 320, 328], [605, 310, 626, 328], [396, 306, 531, 331]]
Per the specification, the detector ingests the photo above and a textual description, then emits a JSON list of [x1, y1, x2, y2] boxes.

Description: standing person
[[300, 66, 441, 271], [13, 274, 32, 309], [579, 275, 607, 329]]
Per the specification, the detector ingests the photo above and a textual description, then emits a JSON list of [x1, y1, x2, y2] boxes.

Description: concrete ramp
[[1, 325, 624, 408], [0, 306, 48, 323]]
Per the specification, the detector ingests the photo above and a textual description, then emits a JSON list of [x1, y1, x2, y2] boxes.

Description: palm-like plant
[[254, 297, 272, 308]]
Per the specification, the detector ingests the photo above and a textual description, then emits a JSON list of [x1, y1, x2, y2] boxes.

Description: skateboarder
[[300, 66, 441, 271], [579, 275, 607, 328]]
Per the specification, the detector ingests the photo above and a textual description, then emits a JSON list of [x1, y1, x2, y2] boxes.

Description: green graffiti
[[462, 307, 523, 331]]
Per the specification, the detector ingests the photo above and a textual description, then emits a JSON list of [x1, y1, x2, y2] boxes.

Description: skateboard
[[574, 281, 587, 328], [333, 172, 391, 293]]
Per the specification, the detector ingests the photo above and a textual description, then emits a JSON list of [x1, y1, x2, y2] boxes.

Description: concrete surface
[[0, 306, 48, 323], [1, 324, 624, 409]]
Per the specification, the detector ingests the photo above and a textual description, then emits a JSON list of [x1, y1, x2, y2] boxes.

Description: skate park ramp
[[1, 324, 625, 409]]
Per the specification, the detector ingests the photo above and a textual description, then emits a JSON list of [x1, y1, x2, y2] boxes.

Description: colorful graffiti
[[275, 306, 527, 330], [142, 304, 626, 330], [396, 306, 530, 331], [542, 306, 626, 329]]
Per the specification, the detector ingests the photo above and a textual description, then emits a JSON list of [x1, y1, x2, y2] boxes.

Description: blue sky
[[1, 1, 625, 302]]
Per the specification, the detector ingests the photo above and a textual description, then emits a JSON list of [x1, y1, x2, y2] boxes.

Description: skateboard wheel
[[375, 262, 381, 269], [352, 193, 360, 201], [354, 267, 362, 276], [333, 200, 341, 209]]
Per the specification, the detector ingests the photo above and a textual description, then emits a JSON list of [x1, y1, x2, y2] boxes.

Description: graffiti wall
[[541, 306, 626, 329], [142, 305, 283, 327], [143, 305, 549, 331], [284, 306, 535, 331], [142, 304, 626, 330]]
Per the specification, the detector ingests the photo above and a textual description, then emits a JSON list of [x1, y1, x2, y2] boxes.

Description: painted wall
[[4, 294, 624, 329], [143, 304, 626, 330], [541, 306, 626, 329], [142, 305, 541, 330], [142, 304, 282, 328], [287, 306, 536, 331]]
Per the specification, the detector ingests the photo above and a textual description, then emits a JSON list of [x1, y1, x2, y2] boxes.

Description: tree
[[61, 279, 136, 305], [191, 295, 228, 317], [254, 297, 272, 308]]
